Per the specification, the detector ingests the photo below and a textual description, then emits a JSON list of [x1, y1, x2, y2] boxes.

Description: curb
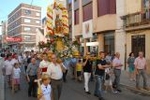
[[120, 83, 150, 96], [0, 75, 5, 100]]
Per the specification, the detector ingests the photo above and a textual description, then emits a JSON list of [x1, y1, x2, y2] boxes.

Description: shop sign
[[6, 37, 22, 42]]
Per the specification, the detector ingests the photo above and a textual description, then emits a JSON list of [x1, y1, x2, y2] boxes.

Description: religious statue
[[54, 15, 63, 34], [53, 2, 63, 34]]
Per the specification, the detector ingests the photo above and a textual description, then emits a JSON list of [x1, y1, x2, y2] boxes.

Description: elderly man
[[134, 51, 149, 90], [47, 54, 65, 100], [26, 58, 38, 97], [112, 52, 123, 92]]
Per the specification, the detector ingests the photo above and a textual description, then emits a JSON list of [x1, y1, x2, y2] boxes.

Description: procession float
[[38, 0, 80, 61]]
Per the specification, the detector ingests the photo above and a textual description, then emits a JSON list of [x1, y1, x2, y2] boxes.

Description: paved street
[[5, 70, 150, 100]]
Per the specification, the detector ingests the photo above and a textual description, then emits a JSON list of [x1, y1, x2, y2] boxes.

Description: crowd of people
[[0, 49, 149, 100]]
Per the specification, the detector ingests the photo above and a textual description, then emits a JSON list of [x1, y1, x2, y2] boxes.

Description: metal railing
[[122, 12, 150, 28]]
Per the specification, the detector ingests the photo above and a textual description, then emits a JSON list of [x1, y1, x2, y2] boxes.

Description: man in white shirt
[[47, 54, 65, 100], [3, 55, 13, 87], [112, 52, 123, 92], [38, 53, 50, 78]]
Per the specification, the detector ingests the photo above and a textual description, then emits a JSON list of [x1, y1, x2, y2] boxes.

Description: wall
[[125, 0, 141, 14], [115, 0, 126, 69]]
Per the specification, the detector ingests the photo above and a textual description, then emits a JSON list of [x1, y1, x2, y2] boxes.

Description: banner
[[6, 37, 22, 42], [82, 20, 93, 38]]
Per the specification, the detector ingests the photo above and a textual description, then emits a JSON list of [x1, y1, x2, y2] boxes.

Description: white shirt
[[11, 58, 19, 65], [47, 62, 63, 80], [39, 84, 51, 100], [113, 57, 122, 69], [3, 60, 13, 75], [39, 60, 50, 74], [12, 67, 21, 79]]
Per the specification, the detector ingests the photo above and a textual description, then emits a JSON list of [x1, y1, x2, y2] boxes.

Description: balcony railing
[[122, 11, 150, 28]]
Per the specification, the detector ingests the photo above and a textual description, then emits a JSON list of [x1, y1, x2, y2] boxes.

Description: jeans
[[84, 72, 91, 92], [94, 75, 104, 98], [136, 69, 148, 88], [113, 69, 121, 90]]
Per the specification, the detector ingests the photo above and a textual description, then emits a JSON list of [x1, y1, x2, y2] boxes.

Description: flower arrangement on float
[[38, 0, 81, 62]]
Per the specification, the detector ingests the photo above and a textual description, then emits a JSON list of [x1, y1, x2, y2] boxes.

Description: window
[[104, 32, 115, 55], [24, 19, 31, 23], [97, 0, 116, 17], [83, 2, 93, 22], [24, 27, 31, 31], [74, 9, 79, 25], [24, 35, 31, 41], [36, 20, 40, 24], [132, 35, 145, 57], [24, 10, 31, 15], [36, 12, 40, 16]]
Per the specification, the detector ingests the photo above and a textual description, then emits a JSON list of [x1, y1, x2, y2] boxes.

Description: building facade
[[7, 3, 41, 51], [73, 0, 117, 54], [67, 0, 128, 69], [123, 0, 150, 73], [1, 21, 8, 48]]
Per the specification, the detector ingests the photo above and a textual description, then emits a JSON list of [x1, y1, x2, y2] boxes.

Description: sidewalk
[[120, 70, 150, 95], [0, 58, 4, 100]]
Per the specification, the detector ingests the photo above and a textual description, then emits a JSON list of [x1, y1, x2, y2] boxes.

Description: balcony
[[122, 11, 150, 30]]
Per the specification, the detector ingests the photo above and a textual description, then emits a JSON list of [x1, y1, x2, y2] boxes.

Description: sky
[[0, 0, 54, 34], [0, 0, 54, 21]]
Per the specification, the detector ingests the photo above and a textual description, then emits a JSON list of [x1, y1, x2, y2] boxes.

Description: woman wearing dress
[[127, 52, 136, 81]]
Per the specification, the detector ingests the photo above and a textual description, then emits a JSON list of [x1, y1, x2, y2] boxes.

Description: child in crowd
[[76, 59, 83, 82], [104, 67, 117, 93], [37, 74, 52, 100], [12, 63, 21, 93]]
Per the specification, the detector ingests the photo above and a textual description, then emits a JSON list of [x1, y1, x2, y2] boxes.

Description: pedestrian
[[11, 63, 21, 93], [11, 54, 19, 66], [62, 58, 70, 82], [104, 67, 117, 93], [134, 51, 149, 90], [38, 53, 50, 78], [112, 52, 123, 92], [94, 51, 109, 100], [83, 52, 92, 94], [105, 52, 112, 64], [37, 74, 52, 100], [3, 54, 13, 87], [0, 54, 5, 76], [47, 54, 66, 100], [76, 59, 83, 82], [69, 56, 77, 80], [26, 58, 38, 97], [127, 52, 135, 81], [23, 52, 28, 72]]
